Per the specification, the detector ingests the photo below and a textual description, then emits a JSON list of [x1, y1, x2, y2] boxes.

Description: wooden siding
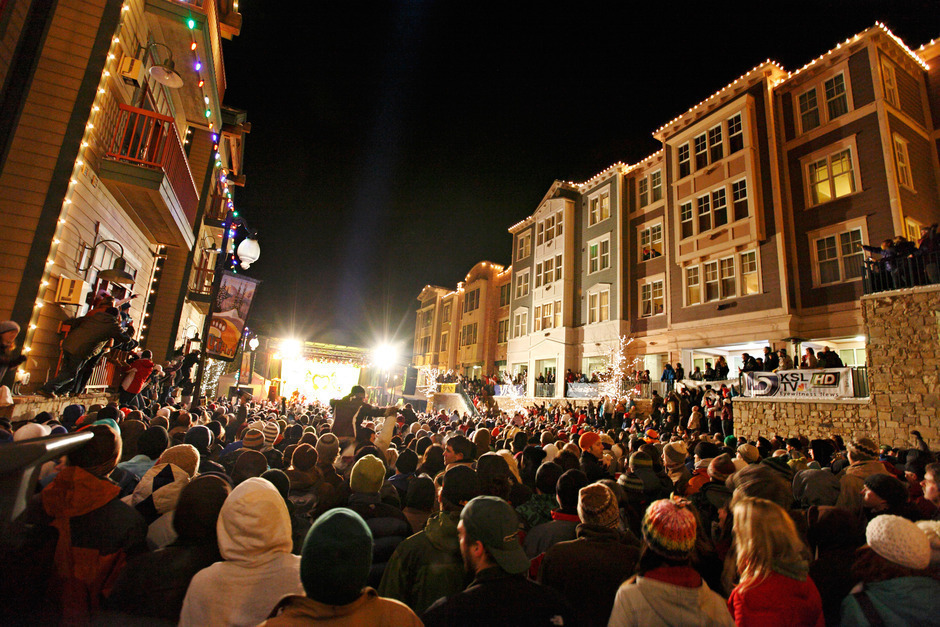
[[849, 48, 874, 109], [0, 0, 30, 88], [889, 114, 940, 226], [895, 62, 926, 127]]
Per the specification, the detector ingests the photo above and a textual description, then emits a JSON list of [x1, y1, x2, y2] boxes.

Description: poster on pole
[[206, 271, 261, 362], [238, 350, 252, 385], [742, 368, 855, 399]]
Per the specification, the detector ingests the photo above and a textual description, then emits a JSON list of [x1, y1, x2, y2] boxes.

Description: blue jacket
[[840, 577, 940, 626]]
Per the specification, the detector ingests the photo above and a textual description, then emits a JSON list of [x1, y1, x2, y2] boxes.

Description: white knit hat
[[916, 520, 940, 568], [867, 515, 931, 570]]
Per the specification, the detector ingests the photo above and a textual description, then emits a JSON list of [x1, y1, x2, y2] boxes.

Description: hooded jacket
[[840, 576, 940, 626], [179, 478, 303, 626], [378, 510, 469, 615], [608, 569, 734, 627], [836, 459, 889, 514], [261, 588, 422, 626], [62, 310, 131, 359]]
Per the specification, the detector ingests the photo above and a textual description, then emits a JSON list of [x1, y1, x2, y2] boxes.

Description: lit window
[[741, 251, 759, 295], [708, 125, 723, 163], [881, 59, 899, 108], [694, 133, 708, 169], [650, 170, 662, 202], [678, 143, 691, 178], [554, 299, 562, 328], [640, 224, 663, 261], [704, 261, 719, 301], [824, 74, 848, 120], [640, 280, 664, 317], [598, 242, 609, 271], [515, 271, 529, 298], [798, 88, 820, 132], [588, 292, 598, 324], [516, 232, 531, 260], [555, 211, 563, 238], [589, 289, 610, 323], [537, 222, 544, 245], [541, 302, 551, 330], [728, 113, 743, 153], [732, 179, 748, 221], [686, 266, 700, 305], [513, 311, 528, 337], [639, 178, 649, 207], [712, 188, 728, 228], [807, 147, 856, 206], [893, 134, 913, 189], [589, 243, 599, 273], [535, 262, 543, 288], [680, 202, 694, 239], [697, 195, 711, 233], [589, 191, 610, 225], [544, 215, 555, 243], [555, 254, 563, 281], [719, 257, 735, 298], [542, 257, 554, 286], [906, 219, 922, 242]]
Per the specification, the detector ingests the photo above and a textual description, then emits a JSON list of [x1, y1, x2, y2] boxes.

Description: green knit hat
[[300, 508, 373, 605], [350, 454, 386, 493]]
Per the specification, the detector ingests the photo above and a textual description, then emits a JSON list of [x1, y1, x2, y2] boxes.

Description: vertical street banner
[[742, 368, 855, 399], [206, 271, 261, 362], [238, 350, 252, 385]]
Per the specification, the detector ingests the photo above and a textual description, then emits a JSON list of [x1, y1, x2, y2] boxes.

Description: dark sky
[[220, 1, 940, 350]]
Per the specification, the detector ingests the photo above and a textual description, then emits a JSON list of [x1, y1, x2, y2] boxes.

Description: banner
[[495, 384, 526, 397], [439, 383, 457, 394], [237, 351, 252, 385], [743, 368, 855, 399], [566, 382, 599, 398], [206, 271, 261, 362]]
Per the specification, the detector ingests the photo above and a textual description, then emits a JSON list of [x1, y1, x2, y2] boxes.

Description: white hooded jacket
[[608, 574, 733, 627], [179, 477, 303, 626]]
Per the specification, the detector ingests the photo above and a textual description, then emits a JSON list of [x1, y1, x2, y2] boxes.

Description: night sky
[[220, 1, 940, 351]]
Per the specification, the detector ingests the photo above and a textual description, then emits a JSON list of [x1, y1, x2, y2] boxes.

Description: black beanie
[[184, 425, 212, 454], [864, 473, 909, 509], [301, 508, 373, 605], [138, 426, 170, 460], [395, 448, 419, 474]]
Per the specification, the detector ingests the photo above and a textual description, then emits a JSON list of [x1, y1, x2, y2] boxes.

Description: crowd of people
[[3, 378, 940, 626], [863, 224, 939, 288]]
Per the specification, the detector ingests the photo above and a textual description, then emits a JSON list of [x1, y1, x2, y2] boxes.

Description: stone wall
[[733, 284, 940, 448]]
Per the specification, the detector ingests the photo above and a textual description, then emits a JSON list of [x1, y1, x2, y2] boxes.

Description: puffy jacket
[[63, 310, 131, 359], [346, 492, 411, 589], [836, 460, 889, 515], [608, 568, 733, 627], [378, 510, 469, 615], [179, 478, 303, 626], [840, 576, 940, 626], [728, 572, 824, 627], [262, 590, 422, 627]]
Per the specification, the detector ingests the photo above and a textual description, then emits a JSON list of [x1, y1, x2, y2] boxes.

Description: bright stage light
[[280, 339, 302, 359], [373, 344, 398, 370]]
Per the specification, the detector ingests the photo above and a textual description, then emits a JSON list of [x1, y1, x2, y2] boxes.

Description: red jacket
[[728, 572, 824, 627]]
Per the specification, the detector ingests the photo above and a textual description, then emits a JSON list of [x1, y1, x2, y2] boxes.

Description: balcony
[[98, 104, 198, 249], [862, 251, 939, 295], [187, 247, 216, 313]]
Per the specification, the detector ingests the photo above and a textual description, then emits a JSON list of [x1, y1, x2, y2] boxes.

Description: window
[[640, 280, 664, 318], [824, 73, 848, 120], [798, 88, 820, 132], [719, 257, 736, 299], [513, 311, 528, 337], [460, 323, 478, 346], [419, 336, 430, 354], [537, 222, 544, 246], [555, 211, 564, 238], [712, 188, 728, 228], [516, 232, 531, 260], [497, 319, 509, 344], [807, 147, 856, 206], [697, 195, 711, 233], [442, 303, 451, 320], [533, 305, 542, 331], [640, 224, 663, 261], [740, 251, 759, 295], [812, 227, 864, 285], [541, 302, 552, 330], [893, 134, 913, 189], [685, 266, 700, 305], [463, 288, 480, 313], [588, 289, 610, 323], [708, 125, 723, 163], [650, 170, 662, 202], [728, 113, 743, 153], [554, 254, 563, 281], [515, 271, 529, 298], [535, 262, 543, 288], [554, 299, 562, 328], [732, 179, 749, 221], [589, 244, 599, 273], [639, 177, 649, 207], [589, 190, 610, 225], [542, 257, 554, 286], [499, 283, 511, 307], [704, 261, 719, 301], [680, 202, 694, 239], [881, 58, 899, 108], [694, 133, 708, 169], [544, 215, 555, 244], [906, 219, 922, 242], [678, 143, 691, 178]]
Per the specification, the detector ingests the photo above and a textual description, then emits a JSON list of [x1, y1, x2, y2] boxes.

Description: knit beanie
[[184, 425, 212, 454], [867, 514, 931, 570], [629, 451, 653, 469], [172, 474, 230, 543], [579, 431, 600, 452], [915, 520, 940, 567], [864, 474, 909, 509], [708, 453, 736, 482], [261, 469, 291, 502], [118, 419, 146, 461], [291, 443, 318, 472], [694, 440, 721, 461], [158, 444, 200, 478], [441, 464, 482, 509], [663, 441, 688, 466], [395, 448, 419, 474], [138, 426, 170, 460], [300, 508, 373, 605], [578, 483, 620, 529], [737, 443, 760, 464], [69, 424, 121, 478], [724, 435, 737, 448], [642, 497, 698, 560], [350, 454, 386, 493], [262, 421, 280, 447], [243, 428, 264, 450], [848, 437, 879, 462], [316, 433, 340, 464], [232, 449, 268, 485]]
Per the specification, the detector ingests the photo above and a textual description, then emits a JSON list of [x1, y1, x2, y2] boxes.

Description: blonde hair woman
[[728, 497, 824, 626]]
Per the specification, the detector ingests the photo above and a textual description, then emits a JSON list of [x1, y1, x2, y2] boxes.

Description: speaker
[[403, 366, 418, 396]]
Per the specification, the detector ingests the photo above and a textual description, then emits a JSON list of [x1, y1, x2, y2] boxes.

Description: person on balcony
[[39, 306, 134, 398], [800, 347, 819, 370], [660, 364, 676, 393], [0, 321, 26, 388], [715, 356, 730, 380], [915, 223, 939, 284], [776, 348, 794, 371]]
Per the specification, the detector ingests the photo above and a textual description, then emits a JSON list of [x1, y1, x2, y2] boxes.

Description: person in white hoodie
[[179, 476, 303, 626]]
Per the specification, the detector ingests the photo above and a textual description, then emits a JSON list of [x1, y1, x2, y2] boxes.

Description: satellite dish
[[149, 58, 183, 88]]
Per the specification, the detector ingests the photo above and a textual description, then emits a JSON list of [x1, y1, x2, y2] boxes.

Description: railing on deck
[[190, 249, 215, 295], [863, 252, 940, 295], [534, 383, 555, 397], [106, 104, 199, 226]]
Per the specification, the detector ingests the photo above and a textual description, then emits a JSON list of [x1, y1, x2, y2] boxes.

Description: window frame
[[802, 137, 861, 209], [793, 67, 854, 135], [678, 143, 691, 179], [881, 57, 899, 108], [650, 170, 663, 202], [497, 319, 509, 344], [587, 287, 611, 324], [892, 133, 913, 190], [588, 188, 611, 226], [708, 124, 724, 163], [639, 223, 663, 262], [727, 112, 744, 154], [512, 309, 528, 338], [740, 250, 760, 296], [806, 218, 869, 287], [639, 278, 665, 318], [588, 235, 610, 274], [516, 232, 531, 260], [514, 270, 530, 299]]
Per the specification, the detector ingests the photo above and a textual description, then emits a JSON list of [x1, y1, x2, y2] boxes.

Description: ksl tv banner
[[743, 368, 855, 399], [206, 271, 261, 362]]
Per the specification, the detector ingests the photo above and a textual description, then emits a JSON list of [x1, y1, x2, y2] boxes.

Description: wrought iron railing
[[862, 251, 940, 294]]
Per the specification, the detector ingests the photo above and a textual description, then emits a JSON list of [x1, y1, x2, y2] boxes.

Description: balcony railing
[[190, 248, 216, 295], [862, 251, 940, 295], [106, 104, 199, 226]]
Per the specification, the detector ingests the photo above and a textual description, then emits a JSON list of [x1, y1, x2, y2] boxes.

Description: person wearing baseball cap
[[422, 496, 575, 627]]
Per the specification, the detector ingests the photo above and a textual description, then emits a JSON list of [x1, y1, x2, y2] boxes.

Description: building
[[413, 23, 940, 398], [0, 0, 248, 391]]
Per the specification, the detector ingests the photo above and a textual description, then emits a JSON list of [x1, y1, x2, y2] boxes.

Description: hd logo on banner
[[743, 368, 855, 399]]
